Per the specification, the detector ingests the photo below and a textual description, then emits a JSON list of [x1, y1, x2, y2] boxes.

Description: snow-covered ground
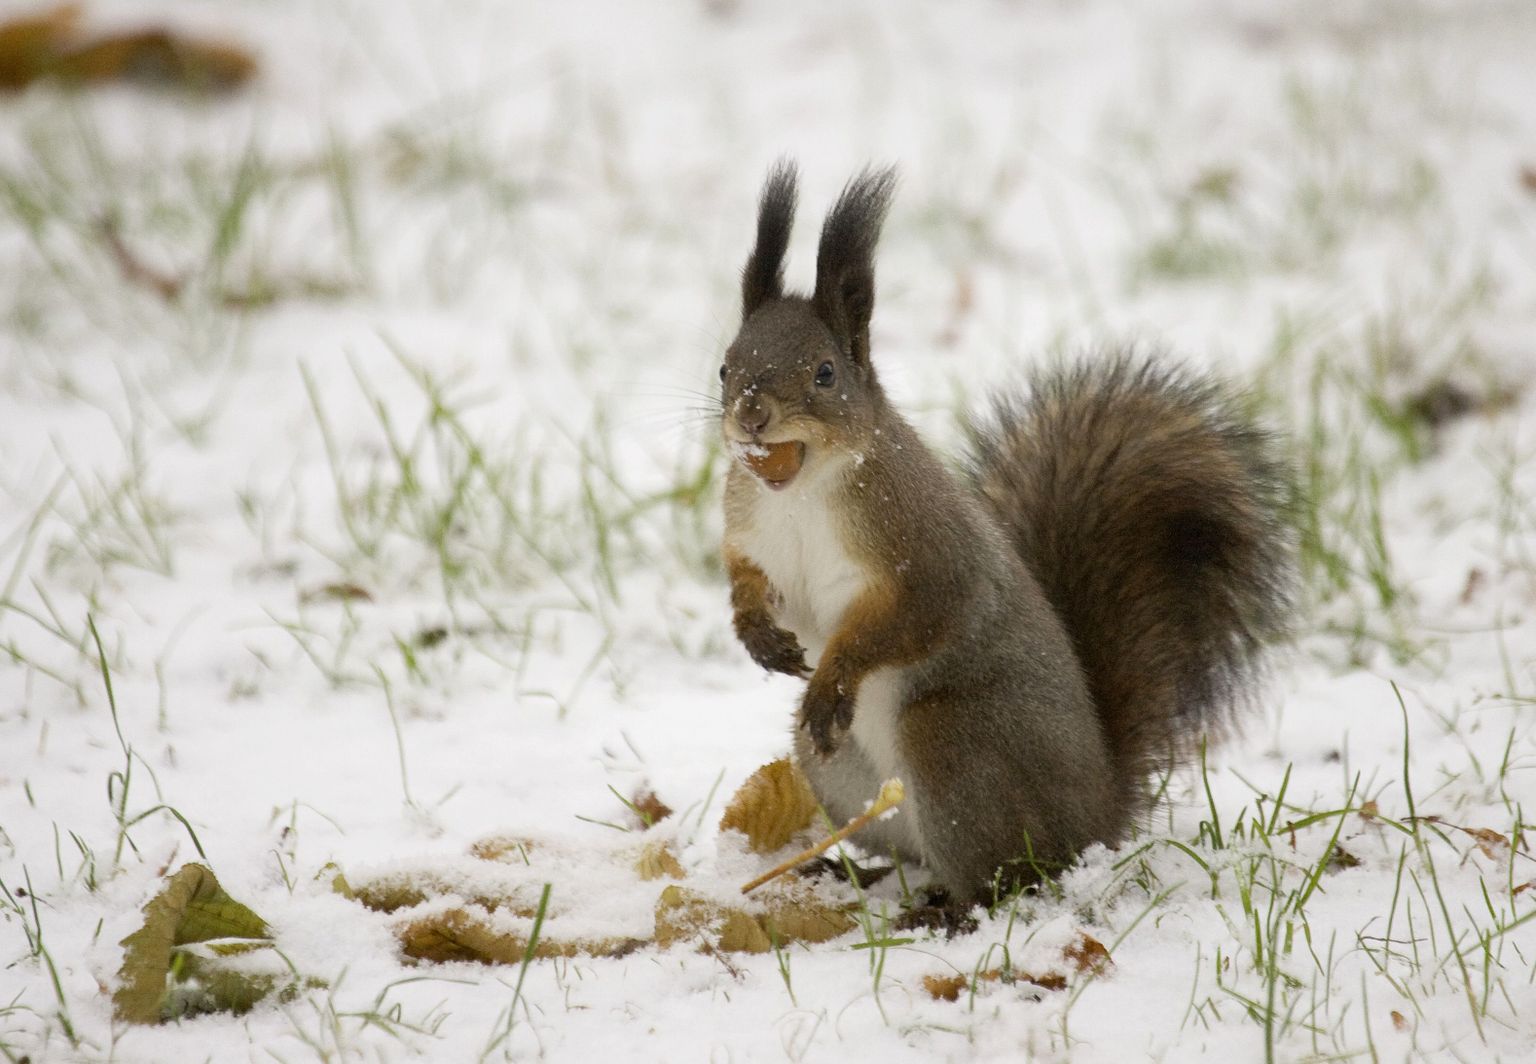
[[2, 0, 1535, 1059]]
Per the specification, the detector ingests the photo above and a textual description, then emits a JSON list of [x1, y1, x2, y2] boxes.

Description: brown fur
[[725, 547, 809, 677]]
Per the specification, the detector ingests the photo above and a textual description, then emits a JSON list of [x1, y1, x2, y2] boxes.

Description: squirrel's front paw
[[799, 675, 855, 757], [737, 616, 810, 677]]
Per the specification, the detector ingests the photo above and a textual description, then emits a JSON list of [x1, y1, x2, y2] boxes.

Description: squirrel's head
[[720, 161, 896, 490]]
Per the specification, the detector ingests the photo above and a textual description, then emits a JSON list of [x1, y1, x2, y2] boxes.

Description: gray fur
[[720, 165, 1296, 908]]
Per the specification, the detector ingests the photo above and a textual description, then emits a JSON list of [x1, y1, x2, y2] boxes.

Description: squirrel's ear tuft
[[741, 160, 799, 320], [813, 166, 897, 367]]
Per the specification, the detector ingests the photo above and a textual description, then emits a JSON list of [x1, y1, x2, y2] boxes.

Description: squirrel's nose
[[735, 400, 771, 437]]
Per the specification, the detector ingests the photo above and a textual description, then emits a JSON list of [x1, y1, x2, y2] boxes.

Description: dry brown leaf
[[1329, 845, 1362, 871], [740, 778, 903, 895], [714, 910, 776, 954], [51, 30, 256, 91], [719, 759, 819, 853], [0, 5, 80, 89], [1465, 827, 1508, 859], [1063, 932, 1112, 976], [1358, 800, 1380, 821], [469, 835, 537, 863], [655, 886, 769, 953], [635, 840, 686, 882], [922, 973, 967, 1001], [760, 900, 856, 946], [346, 881, 429, 914], [397, 906, 637, 965], [347, 873, 539, 918], [922, 967, 1067, 1002], [0, 6, 255, 93], [631, 789, 674, 828], [653, 885, 855, 955], [300, 582, 373, 604], [1391, 1010, 1408, 1031]]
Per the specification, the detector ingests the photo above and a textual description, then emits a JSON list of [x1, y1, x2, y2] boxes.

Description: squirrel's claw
[[800, 677, 855, 757], [738, 616, 810, 677], [894, 889, 980, 938]]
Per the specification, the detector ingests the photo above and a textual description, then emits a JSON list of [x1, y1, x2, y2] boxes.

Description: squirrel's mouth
[[732, 440, 806, 490]]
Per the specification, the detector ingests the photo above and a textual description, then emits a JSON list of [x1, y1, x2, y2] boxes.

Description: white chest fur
[[733, 466, 908, 785], [734, 469, 865, 664]]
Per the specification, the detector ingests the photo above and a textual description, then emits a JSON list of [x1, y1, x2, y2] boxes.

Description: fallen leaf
[[469, 835, 537, 864], [1465, 827, 1508, 859], [397, 905, 637, 964], [922, 973, 967, 1001], [760, 898, 857, 946], [346, 871, 541, 918], [635, 840, 686, 881], [300, 582, 373, 604], [1403, 378, 1518, 431], [739, 778, 903, 894], [653, 885, 855, 955], [114, 863, 306, 1024], [719, 759, 820, 853], [654, 886, 769, 953], [344, 879, 429, 913], [0, 7, 255, 93], [0, 5, 79, 90], [320, 864, 354, 899], [922, 967, 1067, 1002], [631, 789, 674, 828], [1063, 932, 1111, 976], [1024, 971, 1068, 991], [1329, 845, 1362, 871]]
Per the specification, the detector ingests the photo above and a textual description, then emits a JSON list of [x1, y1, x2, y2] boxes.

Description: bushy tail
[[967, 352, 1295, 811]]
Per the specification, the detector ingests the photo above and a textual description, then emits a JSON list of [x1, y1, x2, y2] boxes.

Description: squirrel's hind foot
[[796, 854, 896, 891], [895, 888, 980, 938]]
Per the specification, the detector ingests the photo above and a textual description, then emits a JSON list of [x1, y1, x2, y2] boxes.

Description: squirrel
[[718, 161, 1295, 912]]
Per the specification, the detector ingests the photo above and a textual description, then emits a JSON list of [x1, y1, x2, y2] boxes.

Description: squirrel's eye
[[718, 363, 727, 382], [814, 361, 835, 387]]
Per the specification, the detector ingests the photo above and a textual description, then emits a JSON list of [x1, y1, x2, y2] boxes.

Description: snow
[[2, 0, 1535, 1060]]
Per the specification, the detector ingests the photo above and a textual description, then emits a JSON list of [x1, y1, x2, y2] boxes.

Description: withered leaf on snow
[[396, 905, 641, 965], [653, 885, 855, 955], [0, 5, 256, 93], [1462, 827, 1509, 859], [344, 872, 543, 918], [922, 968, 1068, 1002], [719, 759, 820, 853], [114, 863, 313, 1024], [630, 789, 674, 828], [1062, 932, 1112, 976], [469, 835, 538, 864], [635, 840, 686, 881]]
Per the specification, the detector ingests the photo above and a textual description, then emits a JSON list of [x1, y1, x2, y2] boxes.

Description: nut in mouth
[[733, 440, 806, 489]]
